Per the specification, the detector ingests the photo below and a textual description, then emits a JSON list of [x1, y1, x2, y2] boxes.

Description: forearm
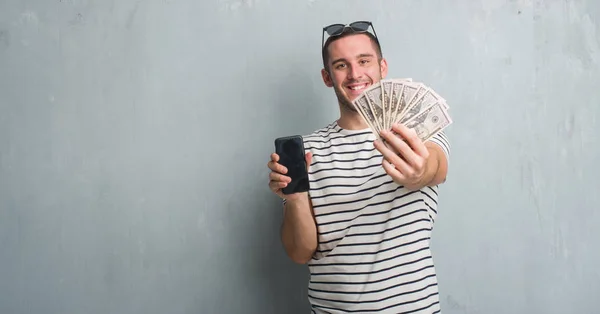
[[280, 196, 318, 264]]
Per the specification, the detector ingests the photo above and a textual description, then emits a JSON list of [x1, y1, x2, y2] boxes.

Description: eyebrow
[[331, 53, 376, 66]]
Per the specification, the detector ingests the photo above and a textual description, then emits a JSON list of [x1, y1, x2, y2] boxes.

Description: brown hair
[[321, 29, 383, 72]]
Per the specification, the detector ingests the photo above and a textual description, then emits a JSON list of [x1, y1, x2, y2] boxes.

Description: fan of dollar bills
[[351, 78, 452, 142]]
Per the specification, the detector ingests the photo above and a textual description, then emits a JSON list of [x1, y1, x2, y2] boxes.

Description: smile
[[346, 83, 369, 92]]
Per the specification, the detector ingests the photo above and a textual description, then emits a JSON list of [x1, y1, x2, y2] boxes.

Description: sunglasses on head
[[321, 21, 380, 48]]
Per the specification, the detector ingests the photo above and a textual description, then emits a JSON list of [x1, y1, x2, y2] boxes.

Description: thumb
[[305, 151, 313, 172]]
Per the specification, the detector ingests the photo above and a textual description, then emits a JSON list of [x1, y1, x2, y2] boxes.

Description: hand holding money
[[375, 124, 430, 189], [352, 78, 453, 188]]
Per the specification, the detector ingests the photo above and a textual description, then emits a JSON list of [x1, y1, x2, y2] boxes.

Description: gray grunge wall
[[1, 1, 599, 313]]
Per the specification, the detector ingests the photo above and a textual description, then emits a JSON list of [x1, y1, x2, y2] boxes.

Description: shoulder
[[428, 130, 451, 161]]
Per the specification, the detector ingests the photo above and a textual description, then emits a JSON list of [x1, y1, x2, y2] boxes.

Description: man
[[267, 21, 450, 313]]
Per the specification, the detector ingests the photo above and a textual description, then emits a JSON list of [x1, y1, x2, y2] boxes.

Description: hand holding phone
[[268, 135, 311, 198]]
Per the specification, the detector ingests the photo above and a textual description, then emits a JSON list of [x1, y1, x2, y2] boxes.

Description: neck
[[337, 102, 370, 130]]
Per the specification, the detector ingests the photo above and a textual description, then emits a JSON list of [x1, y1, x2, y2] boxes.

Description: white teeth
[[349, 84, 367, 90]]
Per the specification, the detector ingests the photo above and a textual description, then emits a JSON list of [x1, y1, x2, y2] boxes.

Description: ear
[[321, 68, 334, 87], [380, 58, 389, 79]]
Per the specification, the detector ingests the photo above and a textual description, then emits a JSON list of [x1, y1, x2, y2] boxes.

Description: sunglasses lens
[[349, 21, 370, 32], [325, 24, 345, 36]]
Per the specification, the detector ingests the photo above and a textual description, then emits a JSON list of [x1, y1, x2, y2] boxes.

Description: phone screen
[[274, 135, 309, 194]]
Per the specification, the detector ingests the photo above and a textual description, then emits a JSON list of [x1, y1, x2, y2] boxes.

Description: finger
[[392, 124, 428, 157], [270, 153, 279, 162], [305, 151, 313, 172], [374, 138, 397, 162], [270, 171, 291, 183], [384, 151, 413, 177], [382, 159, 406, 182], [374, 139, 414, 177], [381, 129, 421, 168], [269, 180, 287, 192], [267, 160, 288, 174], [374, 138, 409, 169], [379, 129, 407, 153]]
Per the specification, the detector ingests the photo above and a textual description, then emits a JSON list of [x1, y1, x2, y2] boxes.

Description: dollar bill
[[402, 84, 427, 116], [381, 80, 393, 130], [388, 81, 403, 130], [403, 101, 453, 142], [373, 78, 413, 130], [363, 84, 385, 132], [416, 87, 446, 110], [351, 78, 452, 143], [352, 94, 382, 139], [400, 87, 444, 124], [395, 82, 421, 123]]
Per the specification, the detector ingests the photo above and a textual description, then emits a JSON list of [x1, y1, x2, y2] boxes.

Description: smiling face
[[321, 33, 388, 112]]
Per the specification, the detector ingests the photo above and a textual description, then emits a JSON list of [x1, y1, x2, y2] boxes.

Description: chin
[[340, 99, 357, 112], [346, 92, 363, 103], [334, 86, 363, 110]]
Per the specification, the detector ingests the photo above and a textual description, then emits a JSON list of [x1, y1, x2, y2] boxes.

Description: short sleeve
[[429, 131, 450, 164]]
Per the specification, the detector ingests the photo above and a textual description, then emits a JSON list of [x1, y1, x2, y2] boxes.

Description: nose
[[347, 64, 362, 81]]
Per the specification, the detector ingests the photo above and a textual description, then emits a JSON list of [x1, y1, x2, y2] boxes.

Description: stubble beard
[[333, 85, 356, 113]]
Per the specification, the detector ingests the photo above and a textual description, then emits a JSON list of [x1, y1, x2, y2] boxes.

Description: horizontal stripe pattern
[[299, 121, 450, 314]]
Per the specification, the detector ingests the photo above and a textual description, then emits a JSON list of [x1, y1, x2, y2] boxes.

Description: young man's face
[[321, 33, 388, 111]]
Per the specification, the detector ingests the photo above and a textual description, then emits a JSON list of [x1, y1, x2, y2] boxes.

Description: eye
[[359, 59, 370, 65], [334, 63, 347, 69]]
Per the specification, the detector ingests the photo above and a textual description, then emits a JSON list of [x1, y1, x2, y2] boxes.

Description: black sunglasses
[[321, 21, 380, 48]]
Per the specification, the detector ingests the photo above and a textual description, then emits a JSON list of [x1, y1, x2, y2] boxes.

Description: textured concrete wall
[[0, 0, 598, 313]]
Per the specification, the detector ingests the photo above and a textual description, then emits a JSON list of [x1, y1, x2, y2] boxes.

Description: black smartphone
[[274, 135, 310, 195]]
